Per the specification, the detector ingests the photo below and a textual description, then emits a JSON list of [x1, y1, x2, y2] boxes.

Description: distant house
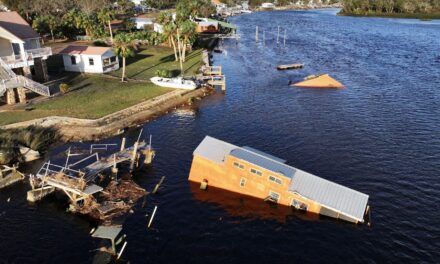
[[131, 17, 153, 30], [109, 20, 125, 31], [261, 2, 275, 9], [189, 136, 370, 224], [59, 45, 119, 73], [196, 20, 219, 33]]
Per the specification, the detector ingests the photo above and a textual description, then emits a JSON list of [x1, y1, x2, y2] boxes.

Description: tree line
[[340, 0, 440, 15]]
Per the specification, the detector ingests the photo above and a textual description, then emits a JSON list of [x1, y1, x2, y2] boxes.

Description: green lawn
[[0, 75, 172, 125], [108, 46, 203, 80], [0, 46, 203, 126]]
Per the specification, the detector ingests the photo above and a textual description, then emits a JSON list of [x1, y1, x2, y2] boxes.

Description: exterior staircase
[[0, 57, 50, 97]]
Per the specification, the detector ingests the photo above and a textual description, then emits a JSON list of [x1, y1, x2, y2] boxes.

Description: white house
[[0, 11, 52, 104], [59, 45, 119, 73], [0, 11, 51, 75], [131, 17, 153, 30], [261, 2, 275, 9]]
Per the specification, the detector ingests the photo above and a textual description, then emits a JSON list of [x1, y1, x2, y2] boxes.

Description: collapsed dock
[[27, 134, 155, 223]]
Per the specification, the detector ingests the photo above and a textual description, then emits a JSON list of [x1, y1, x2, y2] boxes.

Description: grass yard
[[0, 74, 172, 125], [0, 46, 203, 126], [108, 46, 203, 80]]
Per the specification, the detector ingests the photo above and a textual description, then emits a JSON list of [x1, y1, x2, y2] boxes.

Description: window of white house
[[291, 199, 308, 210], [268, 175, 282, 185], [70, 56, 77, 65], [250, 168, 263, 176], [89, 58, 94, 66], [239, 178, 246, 187], [233, 162, 245, 169], [268, 191, 280, 203], [103, 58, 110, 66], [110, 56, 117, 63]]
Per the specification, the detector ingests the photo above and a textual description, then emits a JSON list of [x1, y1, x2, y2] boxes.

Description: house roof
[[0, 11, 40, 40], [193, 136, 237, 164], [230, 148, 296, 178], [59, 45, 112, 56], [289, 169, 369, 222], [293, 74, 345, 89]]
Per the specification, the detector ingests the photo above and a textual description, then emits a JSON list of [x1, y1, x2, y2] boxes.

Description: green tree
[[97, 8, 115, 43], [113, 33, 137, 82]]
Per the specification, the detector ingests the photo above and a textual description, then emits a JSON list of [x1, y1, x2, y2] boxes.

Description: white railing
[[0, 55, 50, 97], [0, 47, 52, 69], [26, 47, 52, 59], [16, 75, 50, 96]]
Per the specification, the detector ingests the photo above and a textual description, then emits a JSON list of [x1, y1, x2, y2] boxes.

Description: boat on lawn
[[150, 77, 198, 90]]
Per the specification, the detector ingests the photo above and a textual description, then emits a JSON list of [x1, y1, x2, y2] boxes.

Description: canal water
[[1, 9, 440, 263]]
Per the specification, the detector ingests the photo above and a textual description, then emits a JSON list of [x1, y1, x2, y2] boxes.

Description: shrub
[[59, 83, 70, 94], [93, 40, 108, 47], [155, 69, 172, 78]]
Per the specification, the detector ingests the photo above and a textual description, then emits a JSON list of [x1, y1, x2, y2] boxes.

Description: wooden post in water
[[255, 26, 259, 42], [148, 206, 158, 228], [284, 29, 286, 47], [277, 26, 280, 44], [120, 137, 126, 152], [263, 30, 266, 46], [130, 142, 139, 172]]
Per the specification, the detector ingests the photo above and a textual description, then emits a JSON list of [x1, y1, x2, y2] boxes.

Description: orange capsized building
[[188, 136, 369, 224], [292, 74, 345, 89]]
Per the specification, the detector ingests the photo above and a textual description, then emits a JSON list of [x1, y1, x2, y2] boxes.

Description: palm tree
[[98, 8, 115, 43], [113, 33, 137, 82], [178, 20, 196, 62]]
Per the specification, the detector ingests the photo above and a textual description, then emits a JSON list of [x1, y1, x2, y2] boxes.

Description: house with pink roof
[[59, 45, 119, 73]]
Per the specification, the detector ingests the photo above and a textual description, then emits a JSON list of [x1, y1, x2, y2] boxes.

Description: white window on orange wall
[[250, 168, 263, 176], [239, 178, 247, 187], [268, 175, 282, 185], [233, 162, 245, 169], [268, 191, 280, 203]]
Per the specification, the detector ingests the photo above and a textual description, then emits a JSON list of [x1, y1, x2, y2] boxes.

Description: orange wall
[[188, 154, 322, 215]]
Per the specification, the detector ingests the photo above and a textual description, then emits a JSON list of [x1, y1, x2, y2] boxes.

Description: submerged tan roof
[[59, 45, 112, 56], [293, 74, 345, 89], [0, 11, 40, 40]]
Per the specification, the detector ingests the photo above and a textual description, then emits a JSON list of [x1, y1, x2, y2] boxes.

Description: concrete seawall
[[1, 87, 213, 141]]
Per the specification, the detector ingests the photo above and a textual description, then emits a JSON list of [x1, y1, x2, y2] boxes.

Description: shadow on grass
[[124, 54, 153, 66]]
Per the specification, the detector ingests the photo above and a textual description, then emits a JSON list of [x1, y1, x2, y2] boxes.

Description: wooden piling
[[148, 206, 158, 228], [152, 176, 165, 194]]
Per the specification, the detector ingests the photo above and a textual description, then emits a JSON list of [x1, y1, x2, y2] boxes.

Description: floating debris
[[291, 74, 345, 89], [277, 63, 304, 70]]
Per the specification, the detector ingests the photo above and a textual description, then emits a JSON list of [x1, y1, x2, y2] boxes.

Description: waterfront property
[[59, 45, 119, 73], [189, 136, 370, 224], [0, 11, 52, 104]]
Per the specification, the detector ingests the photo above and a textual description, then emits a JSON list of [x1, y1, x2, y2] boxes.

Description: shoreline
[[1, 50, 216, 142], [338, 12, 440, 20], [0, 87, 214, 141]]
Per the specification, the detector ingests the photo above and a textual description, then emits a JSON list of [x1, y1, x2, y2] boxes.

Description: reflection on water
[[190, 183, 320, 223]]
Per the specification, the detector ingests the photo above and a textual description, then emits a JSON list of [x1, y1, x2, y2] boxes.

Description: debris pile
[[76, 179, 147, 223]]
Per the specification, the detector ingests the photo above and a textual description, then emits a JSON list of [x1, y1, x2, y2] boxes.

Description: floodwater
[[1, 9, 440, 263]]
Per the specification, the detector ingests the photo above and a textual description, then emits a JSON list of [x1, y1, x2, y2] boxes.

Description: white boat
[[150, 77, 198, 90]]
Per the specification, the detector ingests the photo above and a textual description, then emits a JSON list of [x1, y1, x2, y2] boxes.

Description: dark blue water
[[1, 9, 440, 263]]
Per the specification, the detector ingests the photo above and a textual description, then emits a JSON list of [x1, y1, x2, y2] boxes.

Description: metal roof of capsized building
[[193, 136, 237, 164], [230, 148, 296, 178], [289, 169, 369, 222]]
